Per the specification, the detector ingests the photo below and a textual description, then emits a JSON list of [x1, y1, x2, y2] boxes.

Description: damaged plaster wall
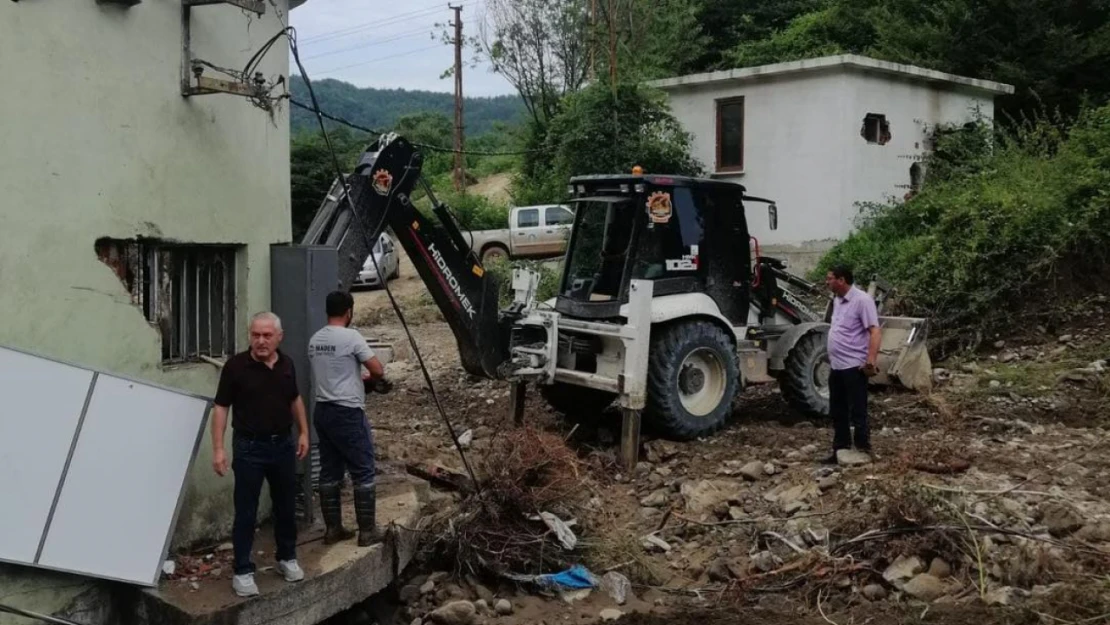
[[0, 0, 293, 619]]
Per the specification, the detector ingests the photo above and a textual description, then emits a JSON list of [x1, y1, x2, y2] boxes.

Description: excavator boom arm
[[301, 133, 509, 379]]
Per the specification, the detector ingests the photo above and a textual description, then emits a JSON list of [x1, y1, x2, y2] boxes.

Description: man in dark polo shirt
[[211, 312, 310, 597]]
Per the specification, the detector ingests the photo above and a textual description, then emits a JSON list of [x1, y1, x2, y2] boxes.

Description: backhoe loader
[[303, 134, 931, 465]]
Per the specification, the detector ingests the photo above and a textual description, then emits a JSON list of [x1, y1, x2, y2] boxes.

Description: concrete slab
[[132, 476, 429, 625]]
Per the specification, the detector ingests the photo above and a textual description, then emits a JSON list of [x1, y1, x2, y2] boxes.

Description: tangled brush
[[424, 427, 588, 577]]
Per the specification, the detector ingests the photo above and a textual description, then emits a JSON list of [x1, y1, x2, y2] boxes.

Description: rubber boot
[[319, 482, 355, 545], [353, 483, 381, 547]]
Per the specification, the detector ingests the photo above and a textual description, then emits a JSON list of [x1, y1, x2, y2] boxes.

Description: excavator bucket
[[866, 280, 932, 392], [871, 315, 933, 392]]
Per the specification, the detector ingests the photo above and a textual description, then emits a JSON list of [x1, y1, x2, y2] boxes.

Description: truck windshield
[[562, 198, 634, 302]]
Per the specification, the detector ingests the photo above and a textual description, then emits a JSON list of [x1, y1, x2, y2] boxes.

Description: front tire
[[645, 321, 739, 441], [779, 330, 831, 418], [481, 245, 509, 264]]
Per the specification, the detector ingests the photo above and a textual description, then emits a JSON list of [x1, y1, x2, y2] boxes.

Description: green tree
[[289, 128, 366, 241]]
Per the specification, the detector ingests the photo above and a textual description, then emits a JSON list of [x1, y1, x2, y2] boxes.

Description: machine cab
[[557, 174, 754, 326]]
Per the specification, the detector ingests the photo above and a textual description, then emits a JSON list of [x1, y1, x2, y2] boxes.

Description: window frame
[[544, 206, 574, 226], [715, 96, 745, 173], [517, 208, 540, 228]]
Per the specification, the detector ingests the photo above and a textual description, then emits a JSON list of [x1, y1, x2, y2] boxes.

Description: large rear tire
[[541, 382, 616, 418], [645, 321, 739, 441], [481, 245, 509, 264], [779, 330, 832, 418]]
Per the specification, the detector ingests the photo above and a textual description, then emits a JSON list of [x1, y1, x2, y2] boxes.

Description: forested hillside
[[289, 76, 524, 136]]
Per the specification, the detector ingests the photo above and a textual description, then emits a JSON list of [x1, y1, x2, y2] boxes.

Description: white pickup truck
[[469, 204, 575, 263]]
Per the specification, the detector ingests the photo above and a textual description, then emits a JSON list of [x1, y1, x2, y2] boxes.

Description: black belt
[[234, 429, 291, 442]]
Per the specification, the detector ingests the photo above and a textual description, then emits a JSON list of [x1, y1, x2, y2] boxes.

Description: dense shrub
[[817, 108, 1110, 352]]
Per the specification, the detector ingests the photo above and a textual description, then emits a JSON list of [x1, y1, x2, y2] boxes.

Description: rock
[[988, 380, 1002, 388], [635, 461, 654, 476], [600, 571, 632, 605], [686, 564, 705, 580], [783, 501, 808, 515], [681, 479, 741, 514], [162, 560, 176, 577], [216, 542, 234, 552], [641, 534, 672, 553], [763, 463, 777, 476], [644, 440, 679, 463], [862, 584, 888, 601], [474, 600, 488, 615], [883, 555, 925, 584], [928, 558, 952, 579], [640, 490, 668, 508], [399, 584, 422, 604], [728, 506, 748, 520], [984, 586, 1020, 606], [494, 599, 513, 616], [599, 609, 624, 622], [993, 340, 1006, 349], [420, 580, 437, 595], [817, 475, 839, 491], [470, 581, 495, 604], [1000, 498, 1026, 518], [428, 601, 477, 625], [960, 362, 981, 373], [1041, 502, 1085, 537], [411, 619, 423, 625], [1058, 334, 1074, 343], [1000, 352, 1019, 363], [751, 550, 779, 573], [738, 461, 765, 481], [639, 507, 662, 521], [836, 449, 871, 466], [1074, 521, 1110, 543], [456, 429, 474, 449], [655, 467, 673, 477], [903, 574, 947, 601], [775, 483, 820, 506], [190, 581, 200, 591], [707, 559, 733, 582]]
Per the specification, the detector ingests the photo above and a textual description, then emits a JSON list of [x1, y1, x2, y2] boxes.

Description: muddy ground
[[340, 250, 1110, 625]]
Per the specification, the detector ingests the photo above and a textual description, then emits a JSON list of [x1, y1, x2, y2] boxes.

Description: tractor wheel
[[645, 321, 739, 441], [779, 330, 832, 418], [541, 382, 616, 418]]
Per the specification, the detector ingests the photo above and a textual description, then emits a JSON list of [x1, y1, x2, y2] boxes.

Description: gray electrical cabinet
[[270, 244, 338, 525]]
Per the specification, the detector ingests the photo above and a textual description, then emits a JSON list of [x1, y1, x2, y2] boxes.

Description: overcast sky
[[289, 0, 517, 97]]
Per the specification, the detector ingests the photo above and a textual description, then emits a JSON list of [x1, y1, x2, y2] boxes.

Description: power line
[[298, 2, 475, 46], [302, 26, 433, 61], [288, 98, 543, 157], [287, 30, 488, 505], [313, 44, 443, 76]]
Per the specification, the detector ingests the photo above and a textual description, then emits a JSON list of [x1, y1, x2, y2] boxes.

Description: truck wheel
[[541, 382, 616, 418], [481, 245, 508, 264], [645, 321, 739, 441], [779, 330, 831, 418], [390, 263, 400, 280]]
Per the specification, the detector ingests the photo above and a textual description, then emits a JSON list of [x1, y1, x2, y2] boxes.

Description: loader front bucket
[[870, 316, 933, 392]]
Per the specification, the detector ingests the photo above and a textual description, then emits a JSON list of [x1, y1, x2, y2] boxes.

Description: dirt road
[[347, 258, 1110, 625]]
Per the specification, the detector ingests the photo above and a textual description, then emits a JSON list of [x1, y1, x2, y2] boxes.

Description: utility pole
[[451, 4, 466, 192], [607, 0, 617, 92], [589, 0, 598, 80]]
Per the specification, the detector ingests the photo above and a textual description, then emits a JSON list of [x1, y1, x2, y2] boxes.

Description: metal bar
[[34, 373, 99, 564], [620, 408, 641, 471], [509, 381, 527, 426], [184, 0, 265, 14], [553, 369, 620, 393], [180, 3, 192, 97], [186, 76, 258, 98]]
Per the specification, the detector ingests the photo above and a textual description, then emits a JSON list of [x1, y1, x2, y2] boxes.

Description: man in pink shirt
[[823, 264, 882, 464]]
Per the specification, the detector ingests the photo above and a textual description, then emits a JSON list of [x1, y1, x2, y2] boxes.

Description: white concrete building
[[0, 0, 306, 621], [650, 55, 1014, 272]]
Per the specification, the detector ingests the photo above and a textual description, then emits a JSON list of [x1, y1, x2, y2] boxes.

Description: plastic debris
[[162, 560, 176, 577], [540, 511, 577, 550]]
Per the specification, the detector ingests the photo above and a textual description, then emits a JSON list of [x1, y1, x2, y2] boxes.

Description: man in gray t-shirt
[[308, 291, 386, 547]]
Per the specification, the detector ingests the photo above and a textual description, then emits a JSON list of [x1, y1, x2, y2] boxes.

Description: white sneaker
[[232, 573, 259, 597], [278, 559, 304, 582]]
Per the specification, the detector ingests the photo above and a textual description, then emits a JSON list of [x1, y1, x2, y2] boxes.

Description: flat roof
[[649, 54, 1014, 96]]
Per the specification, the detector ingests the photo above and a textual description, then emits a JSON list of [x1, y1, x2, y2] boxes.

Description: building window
[[95, 239, 238, 363], [861, 113, 892, 145], [716, 97, 745, 172]]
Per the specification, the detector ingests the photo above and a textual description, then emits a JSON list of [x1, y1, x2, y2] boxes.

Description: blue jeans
[[314, 403, 376, 487], [232, 433, 298, 575]]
